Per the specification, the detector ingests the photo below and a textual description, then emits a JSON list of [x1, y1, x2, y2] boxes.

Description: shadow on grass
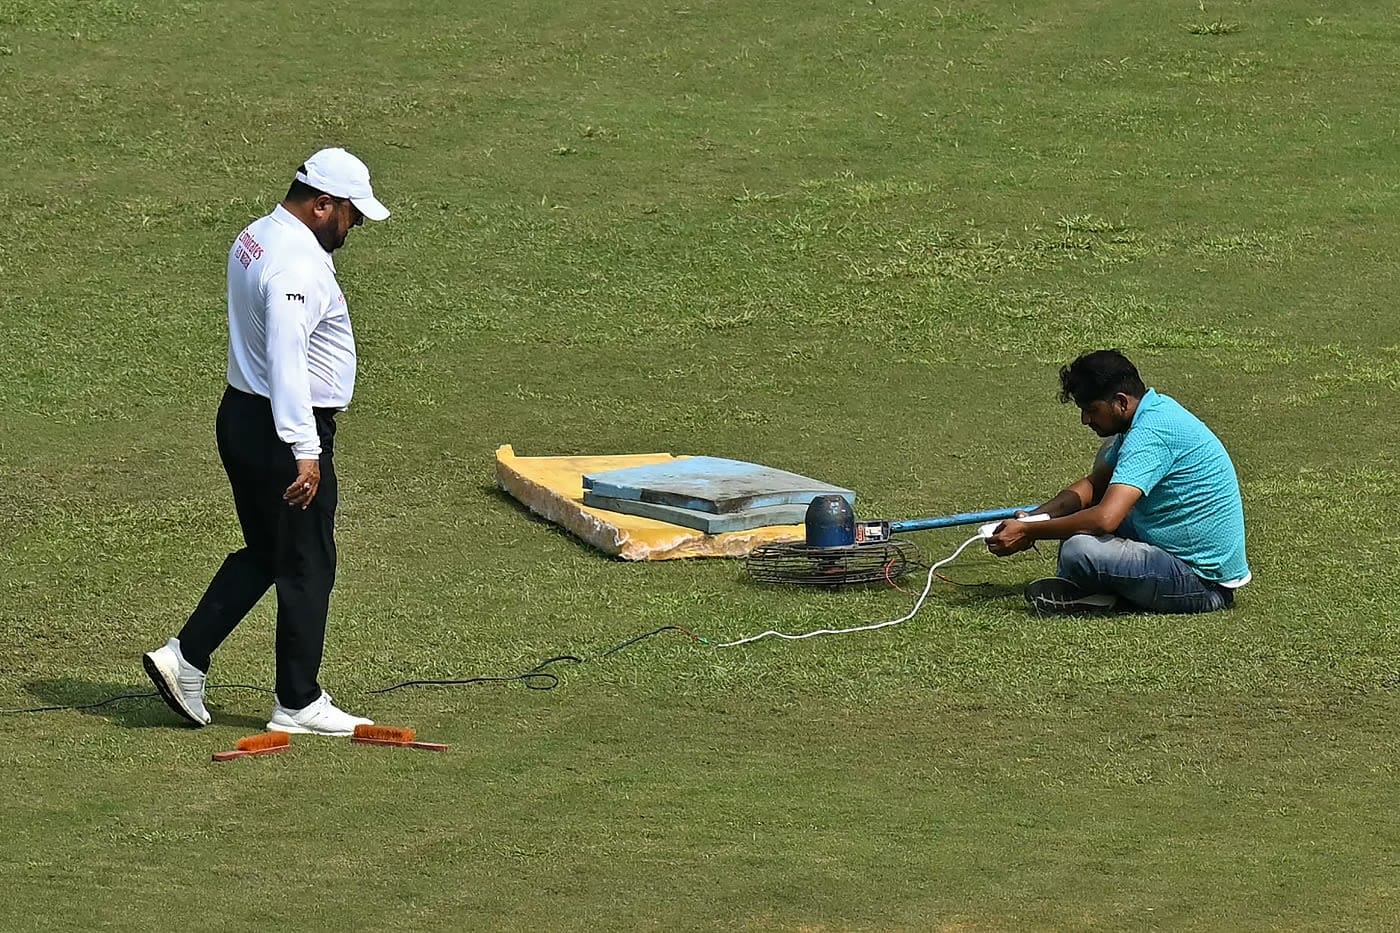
[[19, 678, 268, 730], [933, 581, 1026, 604]]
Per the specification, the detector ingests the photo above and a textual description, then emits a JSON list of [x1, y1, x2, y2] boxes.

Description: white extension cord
[[715, 514, 1049, 649]]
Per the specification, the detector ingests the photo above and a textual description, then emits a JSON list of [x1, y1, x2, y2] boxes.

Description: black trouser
[[179, 385, 339, 709]]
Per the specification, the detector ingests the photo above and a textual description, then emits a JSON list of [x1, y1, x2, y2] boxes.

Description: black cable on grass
[[3, 627, 703, 712], [371, 625, 701, 696], [600, 625, 701, 657], [0, 683, 275, 715], [0, 691, 160, 715], [369, 670, 564, 694]]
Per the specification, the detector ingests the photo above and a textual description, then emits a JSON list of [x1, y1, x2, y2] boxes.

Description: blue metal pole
[[890, 506, 1037, 533]]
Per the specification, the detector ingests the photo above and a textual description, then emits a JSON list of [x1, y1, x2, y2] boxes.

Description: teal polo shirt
[[1102, 389, 1251, 586]]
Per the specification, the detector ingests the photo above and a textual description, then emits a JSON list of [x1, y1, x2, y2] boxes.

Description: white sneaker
[[266, 691, 371, 737], [142, 637, 212, 726]]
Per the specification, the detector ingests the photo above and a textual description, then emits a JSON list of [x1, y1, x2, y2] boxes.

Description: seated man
[[987, 349, 1250, 614]]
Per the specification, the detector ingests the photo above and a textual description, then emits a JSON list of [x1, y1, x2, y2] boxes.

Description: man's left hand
[[987, 519, 1035, 557]]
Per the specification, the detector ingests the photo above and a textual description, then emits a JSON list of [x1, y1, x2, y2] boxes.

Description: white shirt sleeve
[[262, 264, 324, 460]]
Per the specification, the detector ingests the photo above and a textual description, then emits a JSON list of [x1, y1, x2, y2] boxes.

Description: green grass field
[[2, 0, 1399, 928]]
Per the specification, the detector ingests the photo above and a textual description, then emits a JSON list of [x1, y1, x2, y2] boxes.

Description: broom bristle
[[236, 731, 291, 752], [353, 724, 415, 744]]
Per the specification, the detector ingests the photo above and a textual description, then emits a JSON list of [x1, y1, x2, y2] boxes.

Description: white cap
[[294, 147, 390, 221]]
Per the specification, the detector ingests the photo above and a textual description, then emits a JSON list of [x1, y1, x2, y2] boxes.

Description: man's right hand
[[988, 519, 1036, 557], [284, 459, 321, 509]]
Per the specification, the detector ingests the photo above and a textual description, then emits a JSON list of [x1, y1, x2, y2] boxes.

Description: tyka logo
[[285, 293, 305, 303]]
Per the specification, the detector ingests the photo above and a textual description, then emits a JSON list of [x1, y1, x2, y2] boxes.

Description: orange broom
[[350, 724, 448, 752], [212, 731, 292, 762]]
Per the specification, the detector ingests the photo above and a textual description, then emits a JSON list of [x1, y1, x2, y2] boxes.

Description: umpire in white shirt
[[144, 148, 388, 736]]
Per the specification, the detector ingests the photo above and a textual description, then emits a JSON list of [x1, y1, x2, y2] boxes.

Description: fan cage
[[745, 540, 922, 587]]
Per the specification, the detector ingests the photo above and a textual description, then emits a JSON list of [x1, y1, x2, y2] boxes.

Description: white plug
[[977, 512, 1050, 538]]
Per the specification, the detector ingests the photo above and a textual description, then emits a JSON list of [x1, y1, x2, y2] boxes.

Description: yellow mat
[[495, 445, 805, 560]]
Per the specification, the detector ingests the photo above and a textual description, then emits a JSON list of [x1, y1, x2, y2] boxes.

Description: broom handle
[[890, 506, 1036, 533]]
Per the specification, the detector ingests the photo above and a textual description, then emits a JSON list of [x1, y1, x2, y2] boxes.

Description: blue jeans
[[1057, 534, 1235, 614]]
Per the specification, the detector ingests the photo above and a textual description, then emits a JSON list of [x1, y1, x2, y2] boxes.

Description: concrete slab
[[495, 446, 804, 560], [581, 492, 811, 533], [583, 456, 854, 514]]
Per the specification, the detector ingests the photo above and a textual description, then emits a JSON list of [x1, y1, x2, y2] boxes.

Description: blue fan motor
[[804, 494, 856, 547]]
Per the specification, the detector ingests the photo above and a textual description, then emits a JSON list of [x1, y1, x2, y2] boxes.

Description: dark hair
[[285, 165, 325, 202], [1058, 349, 1146, 406]]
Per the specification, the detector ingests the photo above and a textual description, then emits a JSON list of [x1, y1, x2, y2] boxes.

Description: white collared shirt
[[226, 204, 356, 459]]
